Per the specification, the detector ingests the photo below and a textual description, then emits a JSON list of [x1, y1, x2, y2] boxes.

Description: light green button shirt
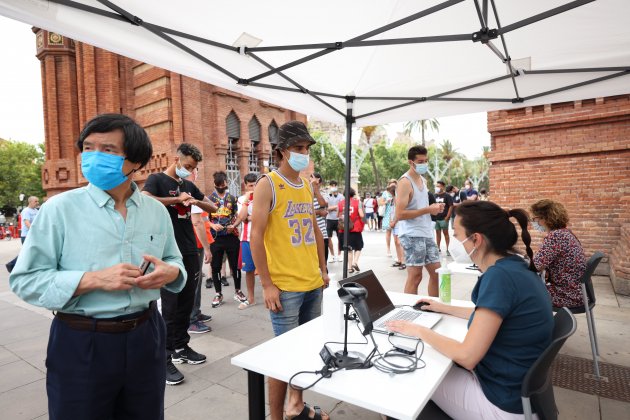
[[10, 183, 186, 318]]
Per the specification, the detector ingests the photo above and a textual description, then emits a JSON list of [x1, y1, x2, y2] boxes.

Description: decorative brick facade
[[34, 29, 306, 196], [488, 95, 630, 295]]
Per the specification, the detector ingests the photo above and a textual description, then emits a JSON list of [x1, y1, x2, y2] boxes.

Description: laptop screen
[[339, 270, 396, 323]]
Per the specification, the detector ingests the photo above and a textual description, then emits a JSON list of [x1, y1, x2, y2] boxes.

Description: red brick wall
[[34, 30, 306, 197], [488, 95, 630, 294]]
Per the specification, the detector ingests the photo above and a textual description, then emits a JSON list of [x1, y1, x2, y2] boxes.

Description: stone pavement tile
[[165, 383, 251, 420], [593, 276, 621, 307], [0, 345, 19, 366], [217, 368, 250, 395], [4, 334, 49, 373], [330, 401, 383, 419], [180, 335, 246, 370], [0, 379, 48, 420], [561, 314, 630, 367], [0, 306, 49, 331], [189, 355, 243, 384], [0, 319, 51, 346], [0, 360, 45, 394], [554, 387, 599, 420], [600, 397, 630, 420], [33, 415, 48, 420], [617, 295, 630, 309], [164, 375, 214, 409], [211, 317, 275, 347]]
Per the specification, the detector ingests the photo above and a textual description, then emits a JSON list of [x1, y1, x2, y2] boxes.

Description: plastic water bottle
[[438, 260, 451, 304], [322, 276, 344, 340]]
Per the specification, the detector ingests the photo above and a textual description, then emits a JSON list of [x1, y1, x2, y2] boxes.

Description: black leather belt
[[55, 301, 156, 333]]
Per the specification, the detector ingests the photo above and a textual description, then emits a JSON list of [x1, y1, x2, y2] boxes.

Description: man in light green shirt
[[10, 114, 185, 420]]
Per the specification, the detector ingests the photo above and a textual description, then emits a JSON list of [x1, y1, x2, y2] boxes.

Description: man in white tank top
[[395, 145, 445, 296]]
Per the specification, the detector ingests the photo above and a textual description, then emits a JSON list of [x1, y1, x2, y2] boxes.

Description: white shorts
[[431, 366, 536, 420]]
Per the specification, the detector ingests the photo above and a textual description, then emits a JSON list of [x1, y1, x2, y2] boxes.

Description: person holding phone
[[10, 114, 186, 420]]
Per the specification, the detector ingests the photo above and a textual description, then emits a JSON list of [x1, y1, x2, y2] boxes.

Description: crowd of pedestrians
[[5, 113, 588, 420]]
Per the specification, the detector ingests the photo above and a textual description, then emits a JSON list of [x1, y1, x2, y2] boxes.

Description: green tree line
[[0, 139, 46, 216]]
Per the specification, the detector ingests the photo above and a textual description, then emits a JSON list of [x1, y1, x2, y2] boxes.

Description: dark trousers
[[47, 308, 166, 420], [190, 247, 204, 323], [160, 252, 199, 352], [210, 235, 241, 293]]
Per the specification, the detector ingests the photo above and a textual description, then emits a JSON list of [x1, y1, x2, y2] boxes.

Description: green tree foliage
[[310, 131, 346, 184], [0, 140, 45, 215]]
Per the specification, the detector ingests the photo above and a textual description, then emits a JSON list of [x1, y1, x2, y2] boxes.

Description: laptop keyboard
[[375, 310, 421, 328]]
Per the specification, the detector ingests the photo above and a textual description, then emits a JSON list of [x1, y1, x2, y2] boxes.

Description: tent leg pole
[[342, 96, 355, 279]]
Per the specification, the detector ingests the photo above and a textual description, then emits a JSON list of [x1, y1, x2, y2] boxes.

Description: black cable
[[367, 333, 426, 375]]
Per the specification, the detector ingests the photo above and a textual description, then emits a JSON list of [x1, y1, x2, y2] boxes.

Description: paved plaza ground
[[1, 230, 629, 419]]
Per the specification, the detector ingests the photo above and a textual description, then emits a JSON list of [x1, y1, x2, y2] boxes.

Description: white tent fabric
[[1, 0, 629, 126]]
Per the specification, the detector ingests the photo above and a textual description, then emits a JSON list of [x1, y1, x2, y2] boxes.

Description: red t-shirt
[[338, 198, 364, 233]]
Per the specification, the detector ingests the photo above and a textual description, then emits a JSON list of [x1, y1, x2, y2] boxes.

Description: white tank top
[[397, 173, 432, 238]]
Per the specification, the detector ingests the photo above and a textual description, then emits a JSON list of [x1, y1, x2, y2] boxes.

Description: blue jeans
[[270, 288, 322, 337]]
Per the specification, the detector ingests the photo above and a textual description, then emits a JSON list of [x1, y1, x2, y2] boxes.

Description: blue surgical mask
[[176, 164, 192, 179], [81, 151, 129, 191], [414, 163, 428, 175], [287, 151, 310, 172], [532, 220, 546, 232]]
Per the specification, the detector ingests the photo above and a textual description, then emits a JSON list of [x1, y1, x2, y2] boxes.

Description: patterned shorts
[[398, 235, 440, 267]]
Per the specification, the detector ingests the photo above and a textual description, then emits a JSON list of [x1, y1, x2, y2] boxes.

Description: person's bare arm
[[387, 307, 502, 370], [192, 196, 218, 213], [312, 183, 327, 208], [142, 190, 191, 207], [394, 177, 442, 220], [250, 177, 283, 312], [313, 213, 329, 286]]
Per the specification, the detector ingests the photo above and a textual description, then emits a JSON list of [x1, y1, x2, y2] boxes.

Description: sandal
[[348, 268, 355, 274], [285, 403, 327, 420], [398, 264, 407, 270], [392, 261, 402, 267], [352, 263, 360, 272]]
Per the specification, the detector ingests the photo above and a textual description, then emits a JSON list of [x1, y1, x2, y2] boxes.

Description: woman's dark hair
[[213, 171, 228, 185], [348, 188, 356, 198], [530, 199, 569, 230], [456, 201, 536, 272], [76, 113, 153, 167]]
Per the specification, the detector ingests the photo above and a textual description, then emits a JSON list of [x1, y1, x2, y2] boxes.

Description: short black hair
[[244, 173, 258, 184], [446, 185, 454, 193], [437, 180, 446, 187], [348, 188, 356, 197], [177, 143, 202, 162], [407, 145, 428, 161], [480, 188, 487, 194], [313, 172, 323, 183], [76, 113, 153, 167], [213, 171, 228, 185], [329, 180, 338, 186]]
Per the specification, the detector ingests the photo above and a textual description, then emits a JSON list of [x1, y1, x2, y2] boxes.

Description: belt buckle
[[121, 318, 138, 330]]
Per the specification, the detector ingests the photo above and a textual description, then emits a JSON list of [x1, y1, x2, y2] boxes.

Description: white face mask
[[532, 220, 546, 232], [448, 235, 476, 264], [435, 187, 441, 193]]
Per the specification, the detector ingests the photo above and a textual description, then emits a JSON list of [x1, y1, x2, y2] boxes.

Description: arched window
[[248, 116, 261, 175], [225, 111, 241, 195], [268, 121, 279, 171]]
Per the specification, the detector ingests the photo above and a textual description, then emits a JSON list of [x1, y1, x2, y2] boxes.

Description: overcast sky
[[0, 16, 490, 158]]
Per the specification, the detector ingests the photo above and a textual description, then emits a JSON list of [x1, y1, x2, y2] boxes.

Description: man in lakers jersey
[[251, 121, 330, 420]]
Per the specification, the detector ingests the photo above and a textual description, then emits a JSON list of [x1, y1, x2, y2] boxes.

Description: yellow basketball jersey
[[263, 171, 323, 292]]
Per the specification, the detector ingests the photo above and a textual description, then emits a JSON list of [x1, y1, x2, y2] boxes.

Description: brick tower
[[33, 29, 306, 197]]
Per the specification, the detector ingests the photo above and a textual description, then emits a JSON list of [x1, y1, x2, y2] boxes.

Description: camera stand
[[333, 303, 369, 368]]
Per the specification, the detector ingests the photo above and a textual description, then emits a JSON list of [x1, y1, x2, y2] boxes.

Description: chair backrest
[[521, 308, 577, 420], [580, 252, 605, 306]]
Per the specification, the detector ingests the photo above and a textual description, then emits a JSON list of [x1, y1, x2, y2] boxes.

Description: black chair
[[522, 307, 577, 420], [553, 251, 605, 378]]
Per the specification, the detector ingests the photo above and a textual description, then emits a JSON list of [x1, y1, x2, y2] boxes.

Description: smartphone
[[139, 260, 152, 275]]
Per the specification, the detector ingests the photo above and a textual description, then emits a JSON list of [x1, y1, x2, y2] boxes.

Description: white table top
[[447, 261, 482, 276], [231, 292, 474, 420]]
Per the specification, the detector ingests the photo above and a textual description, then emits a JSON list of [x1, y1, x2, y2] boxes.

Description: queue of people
[[6, 113, 590, 420]]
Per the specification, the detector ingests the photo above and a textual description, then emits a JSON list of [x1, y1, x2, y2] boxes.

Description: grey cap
[[276, 121, 316, 149]]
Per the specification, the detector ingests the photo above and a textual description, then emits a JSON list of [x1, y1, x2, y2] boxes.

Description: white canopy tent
[[1, 0, 629, 276]]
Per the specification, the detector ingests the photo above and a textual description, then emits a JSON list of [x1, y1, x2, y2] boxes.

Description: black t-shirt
[[143, 172, 204, 255], [428, 191, 436, 222], [434, 193, 453, 220], [459, 190, 468, 203]]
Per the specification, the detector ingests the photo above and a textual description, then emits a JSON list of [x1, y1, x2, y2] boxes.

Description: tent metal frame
[[43, 0, 630, 278]]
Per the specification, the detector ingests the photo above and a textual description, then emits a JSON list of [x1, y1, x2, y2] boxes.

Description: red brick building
[[33, 29, 305, 197], [488, 96, 630, 295]]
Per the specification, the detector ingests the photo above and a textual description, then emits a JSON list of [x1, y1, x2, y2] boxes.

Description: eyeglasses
[[532, 217, 540, 222]]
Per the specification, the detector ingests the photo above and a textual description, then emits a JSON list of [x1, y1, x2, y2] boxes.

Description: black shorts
[[326, 219, 339, 238], [347, 232, 364, 251]]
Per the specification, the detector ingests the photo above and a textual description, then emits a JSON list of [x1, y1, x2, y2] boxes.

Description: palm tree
[[403, 118, 440, 146], [440, 139, 457, 182], [361, 126, 383, 191]]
